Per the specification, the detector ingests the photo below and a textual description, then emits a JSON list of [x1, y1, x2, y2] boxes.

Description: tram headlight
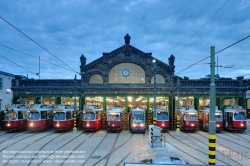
[[191, 124, 194, 126], [7, 123, 10, 127], [56, 123, 59, 127], [216, 124, 219, 127], [112, 124, 114, 127], [30, 123, 33, 127], [133, 124, 136, 127], [162, 123, 165, 126], [87, 123, 89, 127], [140, 124, 144, 127], [241, 124, 244, 127]]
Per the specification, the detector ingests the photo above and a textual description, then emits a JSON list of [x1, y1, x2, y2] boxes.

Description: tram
[[106, 106, 125, 132], [82, 105, 103, 131], [27, 104, 54, 131], [223, 105, 247, 131], [199, 106, 223, 132], [179, 106, 198, 131], [53, 105, 74, 131], [155, 106, 169, 131], [3, 104, 28, 131], [129, 106, 146, 133]]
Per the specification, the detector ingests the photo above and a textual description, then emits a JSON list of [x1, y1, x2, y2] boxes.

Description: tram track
[[59, 132, 96, 166], [197, 131, 250, 151], [166, 132, 207, 165], [0, 131, 28, 145], [84, 132, 118, 166], [92, 132, 135, 166], [36, 131, 87, 166], [116, 133, 145, 166], [3, 130, 57, 166], [22, 130, 69, 166], [0, 132, 40, 152], [221, 131, 250, 143], [185, 131, 248, 165]]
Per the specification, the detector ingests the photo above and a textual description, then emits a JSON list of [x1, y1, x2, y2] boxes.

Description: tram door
[[224, 112, 233, 128], [203, 113, 209, 129]]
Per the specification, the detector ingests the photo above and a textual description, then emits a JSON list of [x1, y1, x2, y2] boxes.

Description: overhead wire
[[174, 0, 229, 56], [215, 35, 250, 55], [0, 54, 47, 79], [0, 16, 78, 74], [175, 35, 250, 76], [0, 43, 77, 73]]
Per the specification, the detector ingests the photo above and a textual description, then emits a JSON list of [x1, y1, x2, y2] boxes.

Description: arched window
[[109, 63, 145, 84], [89, 74, 103, 84], [151, 74, 165, 84]]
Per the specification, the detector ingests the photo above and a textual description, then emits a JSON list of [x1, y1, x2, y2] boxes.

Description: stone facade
[[10, 34, 248, 108]]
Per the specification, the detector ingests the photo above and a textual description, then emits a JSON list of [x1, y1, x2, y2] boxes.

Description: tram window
[[108, 113, 120, 121], [132, 112, 144, 123], [185, 114, 197, 121], [54, 112, 65, 120], [41, 111, 47, 119], [28, 112, 40, 120], [215, 115, 223, 122], [66, 112, 71, 120], [96, 112, 100, 119], [18, 111, 23, 119], [48, 111, 53, 118], [5, 112, 16, 120], [157, 113, 168, 120], [234, 113, 246, 120], [83, 112, 95, 120], [9, 112, 16, 120]]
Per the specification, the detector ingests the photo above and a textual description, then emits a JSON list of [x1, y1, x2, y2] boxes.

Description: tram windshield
[[157, 112, 169, 120], [132, 111, 144, 123], [185, 113, 197, 121], [4, 112, 17, 120], [83, 112, 95, 120], [234, 113, 246, 120], [215, 115, 223, 122], [53, 112, 65, 120], [108, 113, 120, 121], [27, 112, 40, 120]]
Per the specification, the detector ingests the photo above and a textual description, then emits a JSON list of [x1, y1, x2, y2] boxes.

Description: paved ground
[[0, 120, 249, 166]]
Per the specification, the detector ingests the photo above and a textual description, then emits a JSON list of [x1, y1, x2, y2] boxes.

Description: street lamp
[[6, 88, 12, 94], [152, 59, 157, 124]]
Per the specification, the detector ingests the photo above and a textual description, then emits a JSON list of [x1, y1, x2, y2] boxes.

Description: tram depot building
[[1, 34, 250, 130]]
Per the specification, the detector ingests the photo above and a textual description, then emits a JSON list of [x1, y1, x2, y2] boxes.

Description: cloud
[[0, 0, 249, 80]]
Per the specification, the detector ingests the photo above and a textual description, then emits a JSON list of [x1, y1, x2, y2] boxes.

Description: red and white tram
[[53, 105, 74, 131], [223, 105, 247, 131], [82, 105, 103, 131], [3, 105, 28, 131], [155, 106, 169, 131], [106, 106, 125, 132], [129, 106, 146, 133], [179, 106, 198, 131], [27, 104, 54, 131], [199, 106, 223, 132]]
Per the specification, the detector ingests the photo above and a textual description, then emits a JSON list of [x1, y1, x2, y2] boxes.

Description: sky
[[0, 0, 250, 80]]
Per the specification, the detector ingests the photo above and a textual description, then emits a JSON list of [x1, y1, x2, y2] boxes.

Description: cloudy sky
[[0, 0, 250, 80]]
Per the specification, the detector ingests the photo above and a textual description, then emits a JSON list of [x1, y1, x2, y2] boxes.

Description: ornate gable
[[80, 34, 174, 86]]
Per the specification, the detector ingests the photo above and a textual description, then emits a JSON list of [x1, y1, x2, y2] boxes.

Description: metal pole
[[73, 74, 77, 133], [176, 77, 180, 134], [208, 46, 216, 165], [153, 60, 157, 125], [39, 55, 40, 80]]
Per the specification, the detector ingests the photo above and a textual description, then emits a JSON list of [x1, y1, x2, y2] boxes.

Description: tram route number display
[[133, 111, 143, 114], [2, 150, 86, 164]]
